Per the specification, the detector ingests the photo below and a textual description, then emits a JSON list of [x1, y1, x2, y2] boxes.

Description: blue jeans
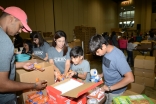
[[5, 97, 17, 104], [127, 50, 134, 66]]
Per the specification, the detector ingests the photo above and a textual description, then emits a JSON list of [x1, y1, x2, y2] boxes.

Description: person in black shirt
[[14, 34, 23, 51], [21, 39, 33, 54]]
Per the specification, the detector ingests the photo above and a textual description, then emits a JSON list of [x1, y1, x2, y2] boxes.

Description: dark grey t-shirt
[[0, 28, 16, 103], [102, 47, 131, 94], [33, 42, 50, 59], [71, 60, 90, 82], [48, 47, 71, 74]]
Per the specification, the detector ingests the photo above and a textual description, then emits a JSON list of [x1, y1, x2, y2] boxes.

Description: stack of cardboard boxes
[[73, 26, 96, 61], [134, 55, 155, 87]]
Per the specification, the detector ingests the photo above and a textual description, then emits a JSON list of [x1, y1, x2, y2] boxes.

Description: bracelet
[[33, 83, 37, 89], [75, 72, 78, 78], [108, 86, 112, 92]]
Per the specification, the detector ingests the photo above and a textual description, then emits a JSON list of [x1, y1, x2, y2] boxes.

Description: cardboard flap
[[135, 55, 145, 59], [62, 81, 103, 98], [127, 83, 145, 94], [31, 54, 46, 61]]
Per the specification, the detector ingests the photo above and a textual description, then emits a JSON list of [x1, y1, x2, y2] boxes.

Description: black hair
[[149, 32, 154, 38], [52, 30, 68, 56], [89, 34, 108, 54], [30, 31, 45, 48], [128, 38, 134, 43], [70, 46, 83, 58], [110, 31, 116, 39], [23, 39, 33, 51], [0, 12, 9, 18]]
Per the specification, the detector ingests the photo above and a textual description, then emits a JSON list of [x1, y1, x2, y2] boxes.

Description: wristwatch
[[108, 86, 112, 92]]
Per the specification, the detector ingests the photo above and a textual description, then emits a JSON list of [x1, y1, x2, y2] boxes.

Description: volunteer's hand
[[98, 73, 103, 79], [34, 80, 47, 90], [101, 85, 109, 91], [67, 71, 75, 78], [23, 62, 34, 70]]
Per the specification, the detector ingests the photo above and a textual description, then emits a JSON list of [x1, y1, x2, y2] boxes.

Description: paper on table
[[54, 79, 83, 94]]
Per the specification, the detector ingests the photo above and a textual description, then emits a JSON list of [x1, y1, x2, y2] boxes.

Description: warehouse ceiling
[[112, 0, 128, 3]]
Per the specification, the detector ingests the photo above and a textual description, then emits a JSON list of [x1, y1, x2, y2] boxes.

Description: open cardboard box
[[46, 79, 103, 104], [26, 59, 44, 63], [126, 83, 145, 94], [16, 62, 55, 103]]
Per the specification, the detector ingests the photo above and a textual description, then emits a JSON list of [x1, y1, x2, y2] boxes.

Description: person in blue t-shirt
[[89, 34, 134, 104], [31, 31, 50, 61], [48, 30, 71, 75], [69, 46, 90, 82]]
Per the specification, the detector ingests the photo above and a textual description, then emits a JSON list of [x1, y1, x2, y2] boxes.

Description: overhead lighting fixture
[[121, 0, 132, 6]]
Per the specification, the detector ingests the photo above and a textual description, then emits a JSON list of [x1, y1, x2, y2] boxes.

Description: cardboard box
[[46, 79, 103, 104], [134, 68, 155, 78], [135, 76, 155, 87], [127, 83, 145, 94], [16, 62, 55, 103], [26, 59, 44, 63], [144, 56, 155, 70], [153, 50, 156, 64], [134, 55, 144, 69], [134, 55, 155, 70]]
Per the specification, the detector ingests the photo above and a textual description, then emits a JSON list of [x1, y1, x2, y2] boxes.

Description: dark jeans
[[127, 50, 134, 66], [5, 97, 17, 104]]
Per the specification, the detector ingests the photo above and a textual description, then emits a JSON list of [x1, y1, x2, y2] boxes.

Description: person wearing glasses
[[0, 6, 47, 104], [89, 34, 134, 104], [31, 31, 50, 61]]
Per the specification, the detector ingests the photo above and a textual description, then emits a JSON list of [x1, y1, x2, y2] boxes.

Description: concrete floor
[[89, 55, 156, 100]]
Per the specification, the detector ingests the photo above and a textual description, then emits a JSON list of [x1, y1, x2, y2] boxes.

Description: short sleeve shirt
[[102, 47, 131, 94], [71, 60, 90, 82], [33, 42, 50, 59], [48, 47, 71, 74], [0, 28, 16, 103]]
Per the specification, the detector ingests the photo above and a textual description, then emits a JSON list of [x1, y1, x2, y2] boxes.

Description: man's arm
[[102, 71, 134, 91], [16, 62, 25, 69], [0, 71, 47, 92]]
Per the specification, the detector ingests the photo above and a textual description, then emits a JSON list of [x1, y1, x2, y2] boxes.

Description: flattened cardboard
[[49, 79, 103, 98]]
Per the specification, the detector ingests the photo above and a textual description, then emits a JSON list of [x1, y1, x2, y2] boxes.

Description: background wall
[[134, 0, 152, 33], [0, 0, 118, 42]]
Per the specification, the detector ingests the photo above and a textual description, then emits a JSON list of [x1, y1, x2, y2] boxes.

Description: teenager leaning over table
[[47, 30, 71, 76], [30, 31, 50, 61], [89, 34, 134, 104], [0, 6, 47, 104]]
